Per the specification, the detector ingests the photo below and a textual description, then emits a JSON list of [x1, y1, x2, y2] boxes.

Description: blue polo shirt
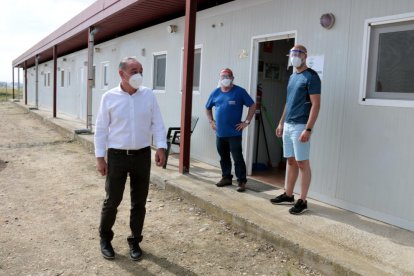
[[285, 68, 321, 124], [205, 85, 254, 137]]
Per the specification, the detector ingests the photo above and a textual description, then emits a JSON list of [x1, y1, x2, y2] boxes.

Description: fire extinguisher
[[255, 84, 262, 120]]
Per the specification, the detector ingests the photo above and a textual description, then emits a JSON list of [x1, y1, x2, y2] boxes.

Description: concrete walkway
[[13, 101, 414, 276]]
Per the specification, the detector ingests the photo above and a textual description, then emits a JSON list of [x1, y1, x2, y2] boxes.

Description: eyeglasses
[[220, 75, 232, 80]]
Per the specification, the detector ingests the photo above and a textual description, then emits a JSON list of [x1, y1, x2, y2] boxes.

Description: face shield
[[289, 49, 306, 58], [289, 49, 306, 68]]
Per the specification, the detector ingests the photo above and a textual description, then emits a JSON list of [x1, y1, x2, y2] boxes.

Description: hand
[[275, 124, 283, 137], [155, 148, 166, 167], [235, 122, 249, 131], [299, 130, 311, 142], [96, 157, 107, 176], [209, 121, 216, 131]]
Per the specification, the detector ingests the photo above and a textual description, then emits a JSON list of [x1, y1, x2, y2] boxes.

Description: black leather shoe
[[100, 239, 115, 259], [216, 176, 233, 187], [127, 237, 143, 261], [236, 182, 246, 192]]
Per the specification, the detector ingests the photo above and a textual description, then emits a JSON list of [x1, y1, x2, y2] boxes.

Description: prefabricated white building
[[14, 0, 414, 231]]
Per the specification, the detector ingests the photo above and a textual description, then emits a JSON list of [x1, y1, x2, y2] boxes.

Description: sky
[[0, 0, 96, 83]]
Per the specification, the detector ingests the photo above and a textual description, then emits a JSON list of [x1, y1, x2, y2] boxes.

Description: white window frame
[[101, 62, 110, 90], [360, 12, 414, 108], [180, 44, 203, 95], [152, 51, 167, 93]]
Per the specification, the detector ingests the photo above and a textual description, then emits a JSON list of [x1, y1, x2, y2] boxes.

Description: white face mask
[[290, 56, 303, 68], [128, 73, 143, 89], [220, 78, 232, 87]]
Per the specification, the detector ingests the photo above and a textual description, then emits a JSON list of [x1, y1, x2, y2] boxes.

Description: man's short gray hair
[[119, 57, 138, 70]]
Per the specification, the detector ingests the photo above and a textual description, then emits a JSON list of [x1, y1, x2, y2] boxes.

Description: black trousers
[[99, 147, 151, 243]]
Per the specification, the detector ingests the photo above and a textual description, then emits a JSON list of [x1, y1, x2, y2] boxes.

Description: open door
[[246, 33, 295, 188]]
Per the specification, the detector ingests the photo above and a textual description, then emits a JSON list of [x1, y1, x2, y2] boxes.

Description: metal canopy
[[12, 0, 233, 68]]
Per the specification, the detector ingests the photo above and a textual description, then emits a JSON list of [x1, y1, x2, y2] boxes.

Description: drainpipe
[[87, 27, 99, 131], [12, 66, 14, 99], [75, 27, 98, 134], [53, 45, 57, 118], [17, 66, 20, 100], [24, 61, 27, 105], [34, 54, 40, 109]]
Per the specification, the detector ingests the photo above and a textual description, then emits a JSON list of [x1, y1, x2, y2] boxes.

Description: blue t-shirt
[[205, 85, 254, 137], [285, 68, 321, 124]]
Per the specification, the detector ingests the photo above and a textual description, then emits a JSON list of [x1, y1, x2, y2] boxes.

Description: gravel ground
[[0, 102, 322, 275]]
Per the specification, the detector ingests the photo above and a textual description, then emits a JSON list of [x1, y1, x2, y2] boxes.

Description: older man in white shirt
[[94, 57, 167, 261]]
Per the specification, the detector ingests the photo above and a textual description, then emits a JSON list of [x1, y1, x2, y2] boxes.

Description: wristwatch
[[306, 128, 312, 132], [244, 120, 250, 125]]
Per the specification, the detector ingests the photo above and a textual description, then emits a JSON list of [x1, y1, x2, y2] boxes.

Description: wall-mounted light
[[141, 48, 146, 56], [95, 47, 101, 53], [167, 24, 178, 33], [44, 64, 48, 67], [62, 58, 67, 62], [320, 13, 335, 29]]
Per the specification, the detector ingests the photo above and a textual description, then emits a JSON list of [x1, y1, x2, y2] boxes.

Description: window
[[67, 71, 71, 87], [102, 63, 109, 88], [153, 53, 167, 91], [61, 70, 65, 87], [47, 73, 50, 87], [181, 46, 202, 93], [193, 48, 201, 91], [360, 13, 414, 107], [44, 74, 47, 86]]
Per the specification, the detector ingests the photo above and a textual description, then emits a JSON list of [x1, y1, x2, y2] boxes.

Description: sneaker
[[236, 182, 246, 192], [216, 176, 233, 187], [270, 192, 295, 205], [289, 199, 308, 215]]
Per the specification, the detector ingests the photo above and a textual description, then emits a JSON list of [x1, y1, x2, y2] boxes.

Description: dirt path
[[0, 102, 322, 276]]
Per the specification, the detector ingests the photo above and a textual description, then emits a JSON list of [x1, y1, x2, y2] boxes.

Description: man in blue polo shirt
[[270, 45, 321, 214], [206, 68, 256, 192]]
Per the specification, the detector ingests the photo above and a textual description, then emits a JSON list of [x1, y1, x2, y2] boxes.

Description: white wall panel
[[336, 0, 414, 229], [21, 0, 414, 230]]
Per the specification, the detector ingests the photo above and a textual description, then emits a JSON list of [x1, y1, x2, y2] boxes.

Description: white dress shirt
[[94, 85, 167, 157]]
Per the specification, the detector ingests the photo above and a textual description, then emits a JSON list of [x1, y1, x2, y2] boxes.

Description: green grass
[[0, 87, 22, 101]]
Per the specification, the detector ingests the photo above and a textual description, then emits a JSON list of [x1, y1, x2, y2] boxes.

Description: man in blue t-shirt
[[270, 45, 321, 215], [205, 68, 256, 192]]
